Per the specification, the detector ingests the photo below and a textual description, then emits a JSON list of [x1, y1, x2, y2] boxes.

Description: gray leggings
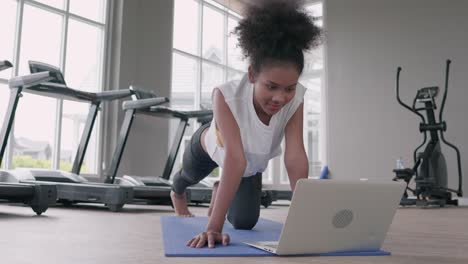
[[172, 122, 262, 230]]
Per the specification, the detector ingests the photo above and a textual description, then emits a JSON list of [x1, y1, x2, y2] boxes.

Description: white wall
[[102, 0, 174, 179], [325, 0, 468, 195]]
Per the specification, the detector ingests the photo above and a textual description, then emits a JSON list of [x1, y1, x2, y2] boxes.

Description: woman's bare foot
[[170, 190, 194, 217], [207, 181, 219, 217]]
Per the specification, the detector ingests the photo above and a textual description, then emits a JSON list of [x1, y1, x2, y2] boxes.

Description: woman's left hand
[[186, 231, 230, 248]]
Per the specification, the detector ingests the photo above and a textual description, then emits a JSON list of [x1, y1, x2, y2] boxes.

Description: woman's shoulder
[[275, 82, 307, 123], [296, 82, 307, 98], [217, 74, 250, 101]]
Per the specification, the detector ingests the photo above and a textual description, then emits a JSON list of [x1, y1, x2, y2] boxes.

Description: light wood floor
[[1, 199, 468, 264]]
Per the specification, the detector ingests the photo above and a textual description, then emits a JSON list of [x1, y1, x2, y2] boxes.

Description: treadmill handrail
[[10, 81, 134, 103], [8, 72, 55, 88], [122, 97, 169, 110], [21, 82, 97, 102], [144, 106, 213, 119], [95, 89, 134, 101], [129, 85, 159, 99]]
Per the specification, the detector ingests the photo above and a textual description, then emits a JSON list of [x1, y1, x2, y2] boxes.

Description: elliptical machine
[[393, 59, 463, 207]]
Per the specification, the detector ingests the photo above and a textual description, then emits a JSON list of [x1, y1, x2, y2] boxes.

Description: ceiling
[[212, 0, 320, 15], [211, 0, 246, 14]]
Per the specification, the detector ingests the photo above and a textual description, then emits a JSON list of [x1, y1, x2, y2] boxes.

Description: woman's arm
[[284, 103, 309, 191], [187, 88, 246, 248], [206, 88, 246, 232]]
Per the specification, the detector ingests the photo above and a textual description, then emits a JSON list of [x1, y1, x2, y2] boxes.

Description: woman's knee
[[228, 214, 259, 230], [171, 170, 193, 194]]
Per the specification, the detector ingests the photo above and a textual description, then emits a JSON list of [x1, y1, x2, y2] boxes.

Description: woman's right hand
[[186, 231, 230, 248]]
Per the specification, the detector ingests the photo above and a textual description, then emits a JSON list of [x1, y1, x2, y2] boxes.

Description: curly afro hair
[[234, 0, 322, 74]]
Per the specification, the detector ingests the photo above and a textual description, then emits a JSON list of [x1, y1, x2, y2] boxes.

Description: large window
[[172, 0, 245, 107], [0, 0, 108, 175], [171, 0, 325, 186]]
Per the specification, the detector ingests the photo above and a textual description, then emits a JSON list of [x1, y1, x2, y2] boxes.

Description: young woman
[[170, 0, 322, 248]]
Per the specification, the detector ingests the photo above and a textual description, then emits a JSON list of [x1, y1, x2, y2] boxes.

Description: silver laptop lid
[[276, 179, 405, 255]]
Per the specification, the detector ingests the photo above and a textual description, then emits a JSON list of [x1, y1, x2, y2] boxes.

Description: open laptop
[[245, 179, 406, 255]]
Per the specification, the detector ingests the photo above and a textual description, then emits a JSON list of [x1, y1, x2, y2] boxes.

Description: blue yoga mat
[[161, 216, 390, 257]]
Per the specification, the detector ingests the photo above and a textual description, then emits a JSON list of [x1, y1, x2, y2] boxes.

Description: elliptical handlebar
[[437, 59, 463, 196], [395, 66, 426, 122], [439, 59, 451, 123]]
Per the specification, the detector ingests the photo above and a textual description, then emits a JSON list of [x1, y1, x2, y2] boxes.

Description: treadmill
[[0, 61, 139, 212], [27, 62, 170, 207], [105, 90, 175, 205], [0, 60, 57, 215], [104, 92, 214, 204]]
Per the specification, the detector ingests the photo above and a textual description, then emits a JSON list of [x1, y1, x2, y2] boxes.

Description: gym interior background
[[1, 0, 467, 263]]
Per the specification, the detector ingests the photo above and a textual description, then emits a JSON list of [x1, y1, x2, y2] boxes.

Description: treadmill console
[[28, 61, 66, 85]]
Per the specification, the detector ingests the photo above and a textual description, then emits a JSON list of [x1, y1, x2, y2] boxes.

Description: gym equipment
[[0, 61, 57, 215], [106, 89, 177, 205], [319, 165, 329, 179], [392, 59, 463, 207], [29, 63, 171, 205], [0, 181, 57, 215], [0, 60, 13, 71], [104, 91, 214, 204], [161, 216, 390, 257], [0, 61, 141, 211]]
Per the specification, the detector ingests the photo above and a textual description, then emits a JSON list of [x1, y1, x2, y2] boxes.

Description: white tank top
[[204, 74, 306, 177]]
